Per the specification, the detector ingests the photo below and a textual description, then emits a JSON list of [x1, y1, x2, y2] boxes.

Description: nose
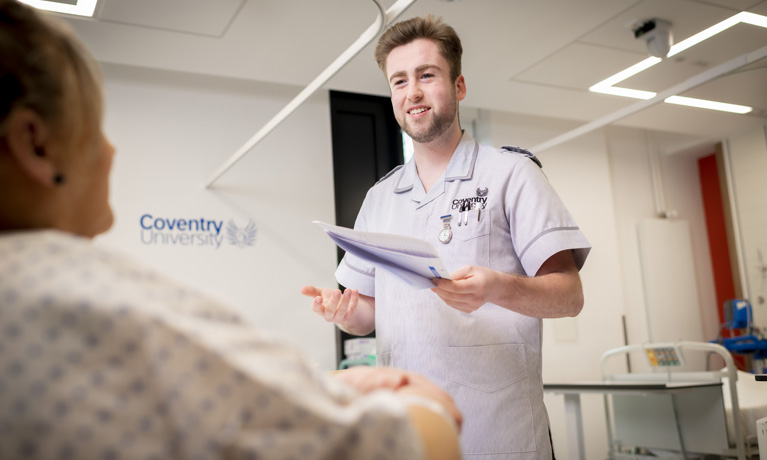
[[407, 81, 422, 101]]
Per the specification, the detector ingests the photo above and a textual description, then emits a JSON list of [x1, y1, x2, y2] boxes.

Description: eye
[[421, 73, 434, 80]]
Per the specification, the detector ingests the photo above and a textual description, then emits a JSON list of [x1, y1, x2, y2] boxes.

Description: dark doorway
[[329, 89, 404, 367]]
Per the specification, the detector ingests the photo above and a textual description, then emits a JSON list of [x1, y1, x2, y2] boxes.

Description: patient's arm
[[406, 403, 462, 460], [333, 367, 462, 460], [397, 373, 462, 460]]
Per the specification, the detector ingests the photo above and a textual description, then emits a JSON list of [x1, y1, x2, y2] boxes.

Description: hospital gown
[[0, 230, 425, 460]]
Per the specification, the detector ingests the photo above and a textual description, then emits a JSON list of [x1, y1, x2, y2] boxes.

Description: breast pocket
[[445, 343, 536, 455], [431, 208, 490, 269]]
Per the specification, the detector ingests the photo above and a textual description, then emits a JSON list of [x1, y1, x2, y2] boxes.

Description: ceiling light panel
[[579, 0, 735, 57], [664, 96, 752, 114], [666, 15, 742, 57], [622, 26, 767, 91], [18, 0, 98, 17], [590, 11, 767, 113]]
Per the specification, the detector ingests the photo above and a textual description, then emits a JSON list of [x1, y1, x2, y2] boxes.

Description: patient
[[0, 1, 461, 459]]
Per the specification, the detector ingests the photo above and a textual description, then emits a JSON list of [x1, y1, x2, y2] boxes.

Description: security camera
[[633, 18, 673, 58]]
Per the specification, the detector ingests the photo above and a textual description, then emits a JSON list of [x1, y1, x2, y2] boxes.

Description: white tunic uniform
[[0, 230, 427, 460], [336, 132, 591, 460]]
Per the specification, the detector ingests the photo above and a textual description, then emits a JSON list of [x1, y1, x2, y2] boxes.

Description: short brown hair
[[0, 0, 103, 153], [374, 15, 463, 81]]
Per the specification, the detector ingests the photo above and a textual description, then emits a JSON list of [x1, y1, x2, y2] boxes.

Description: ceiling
[[56, 0, 767, 154]]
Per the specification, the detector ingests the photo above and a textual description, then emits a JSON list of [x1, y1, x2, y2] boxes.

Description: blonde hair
[[374, 15, 463, 81], [0, 0, 103, 152]]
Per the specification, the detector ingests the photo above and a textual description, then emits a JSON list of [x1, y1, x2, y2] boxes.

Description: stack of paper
[[314, 221, 451, 289]]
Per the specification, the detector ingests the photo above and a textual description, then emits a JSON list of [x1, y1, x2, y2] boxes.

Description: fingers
[[305, 286, 359, 324], [311, 295, 324, 314], [369, 369, 409, 391], [449, 265, 473, 281], [337, 289, 359, 322], [300, 285, 322, 298], [323, 290, 341, 321], [334, 367, 410, 393], [430, 265, 494, 313], [332, 289, 351, 321], [431, 287, 483, 313], [432, 268, 476, 295], [324, 289, 354, 322], [347, 288, 359, 318]]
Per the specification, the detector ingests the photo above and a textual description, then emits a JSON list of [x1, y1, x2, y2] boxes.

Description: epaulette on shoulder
[[375, 164, 405, 185], [500, 145, 542, 168]]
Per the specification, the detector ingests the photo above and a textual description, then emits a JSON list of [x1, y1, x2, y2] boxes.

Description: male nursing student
[[302, 15, 591, 460]]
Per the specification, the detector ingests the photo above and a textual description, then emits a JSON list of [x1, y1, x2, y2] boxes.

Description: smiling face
[[386, 38, 466, 145]]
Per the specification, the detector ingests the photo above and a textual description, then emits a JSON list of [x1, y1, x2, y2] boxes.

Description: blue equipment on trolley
[[711, 299, 767, 373]]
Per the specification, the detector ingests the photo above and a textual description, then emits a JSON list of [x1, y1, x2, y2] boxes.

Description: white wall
[[96, 63, 340, 371], [661, 138, 720, 342], [725, 123, 767, 330], [606, 127, 719, 347]]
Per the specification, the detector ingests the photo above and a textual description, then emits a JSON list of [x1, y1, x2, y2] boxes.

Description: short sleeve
[[506, 159, 591, 275]]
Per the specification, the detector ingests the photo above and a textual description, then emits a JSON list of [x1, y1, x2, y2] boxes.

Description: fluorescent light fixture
[[18, 0, 98, 17], [591, 57, 662, 89], [667, 15, 741, 57], [739, 11, 767, 28], [589, 11, 766, 114], [664, 96, 753, 114], [590, 86, 656, 100]]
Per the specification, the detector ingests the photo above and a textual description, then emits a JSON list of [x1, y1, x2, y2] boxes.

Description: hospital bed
[[600, 341, 765, 459]]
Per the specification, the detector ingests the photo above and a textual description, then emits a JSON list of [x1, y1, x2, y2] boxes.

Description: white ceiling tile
[[693, 0, 764, 12], [680, 60, 767, 111], [753, 1, 767, 14], [513, 43, 647, 91], [98, 0, 245, 37]]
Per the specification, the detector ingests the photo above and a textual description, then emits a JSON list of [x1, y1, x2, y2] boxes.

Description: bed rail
[[600, 341, 745, 460]]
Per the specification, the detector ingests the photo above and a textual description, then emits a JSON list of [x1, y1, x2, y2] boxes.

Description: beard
[[400, 92, 459, 144]]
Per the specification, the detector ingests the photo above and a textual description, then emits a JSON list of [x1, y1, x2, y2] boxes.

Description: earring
[[36, 148, 64, 185]]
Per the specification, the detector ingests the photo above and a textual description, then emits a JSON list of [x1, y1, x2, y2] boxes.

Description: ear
[[455, 75, 466, 102], [4, 109, 57, 188]]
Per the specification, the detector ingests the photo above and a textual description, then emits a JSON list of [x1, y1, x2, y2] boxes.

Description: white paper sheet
[[314, 221, 451, 289]]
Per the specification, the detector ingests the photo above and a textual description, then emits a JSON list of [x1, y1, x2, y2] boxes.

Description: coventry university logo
[[451, 187, 490, 210], [139, 214, 257, 249], [226, 220, 257, 248]]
